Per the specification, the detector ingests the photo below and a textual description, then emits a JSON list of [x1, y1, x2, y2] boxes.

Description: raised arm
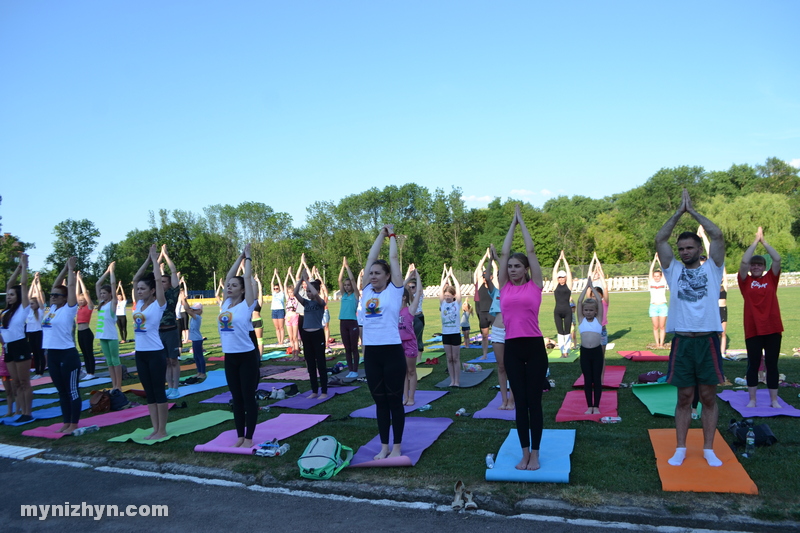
[[19, 254, 29, 308], [6, 257, 22, 293], [409, 268, 423, 311], [161, 245, 180, 288], [116, 281, 126, 301], [149, 245, 166, 306], [253, 273, 263, 306], [474, 248, 490, 285], [654, 191, 688, 269], [517, 205, 543, 288], [488, 244, 500, 289], [132, 252, 152, 285], [577, 277, 592, 319], [76, 272, 94, 309], [684, 189, 724, 267], [648, 253, 659, 283], [344, 257, 359, 299], [450, 267, 462, 303], [365, 225, 389, 282], [357, 269, 364, 291], [96, 263, 112, 301], [182, 293, 198, 318], [226, 249, 245, 284], [760, 230, 781, 275], [66, 257, 78, 307], [242, 244, 255, 307], [498, 209, 517, 288]]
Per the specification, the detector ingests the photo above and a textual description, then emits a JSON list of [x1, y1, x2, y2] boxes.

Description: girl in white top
[[96, 261, 122, 391], [2, 253, 33, 421], [438, 265, 463, 387], [360, 224, 405, 460], [132, 245, 168, 440], [648, 253, 668, 349], [115, 281, 128, 343], [42, 257, 82, 433], [270, 268, 287, 345], [220, 244, 259, 449], [26, 272, 46, 379], [577, 277, 605, 415]]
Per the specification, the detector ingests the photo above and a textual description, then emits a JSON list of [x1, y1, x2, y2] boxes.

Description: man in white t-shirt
[[655, 188, 725, 468]]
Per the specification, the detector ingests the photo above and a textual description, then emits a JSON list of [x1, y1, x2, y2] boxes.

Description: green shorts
[[100, 339, 121, 367], [666, 334, 724, 388]]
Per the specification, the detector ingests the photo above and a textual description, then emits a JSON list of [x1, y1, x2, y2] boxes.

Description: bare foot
[[233, 437, 245, 447], [771, 401, 782, 408], [241, 438, 253, 448], [150, 432, 167, 440], [318, 393, 328, 400], [57, 424, 71, 433], [388, 446, 402, 458], [480, 355, 487, 360], [515, 457, 529, 470], [499, 401, 508, 410], [594, 407, 601, 415], [507, 403, 515, 411], [373, 445, 390, 460], [405, 398, 415, 406], [64, 423, 78, 434], [746, 400, 756, 408], [144, 431, 159, 440], [584, 407, 594, 415], [308, 392, 318, 399], [526, 455, 541, 471]]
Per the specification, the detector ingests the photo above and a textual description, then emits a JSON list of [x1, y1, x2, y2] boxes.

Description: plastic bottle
[[274, 443, 291, 456], [418, 404, 432, 412], [734, 377, 747, 385], [744, 420, 755, 458], [72, 425, 99, 436], [259, 405, 271, 412], [485, 453, 495, 469], [600, 416, 622, 423], [456, 408, 467, 416]]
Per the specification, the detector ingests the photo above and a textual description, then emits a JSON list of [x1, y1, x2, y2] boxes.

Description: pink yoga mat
[[555, 390, 618, 423], [573, 365, 626, 388], [193, 413, 328, 455], [350, 417, 453, 467], [21, 404, 169, 440], [619, 351, 669, 361], [349, 390, 448, 418], [472, 392, 516, 421], [271, 386, 358, 409], [0, 375, 53, 391], [268, 367, 315, 381]]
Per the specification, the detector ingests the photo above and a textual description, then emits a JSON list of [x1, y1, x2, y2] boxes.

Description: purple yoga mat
[[193, 413, 328, 455], [350, 417, 453, 467], [349, 390, 448, 418], [718, 389, 800, 417], [199, 383, 294, 404], [473, 392, 516, 421], [21, 404, 169, 440], [271, 386, 358, 410]]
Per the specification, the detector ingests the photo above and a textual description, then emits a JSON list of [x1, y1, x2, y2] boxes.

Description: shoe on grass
[[82, 374, 95, 381]]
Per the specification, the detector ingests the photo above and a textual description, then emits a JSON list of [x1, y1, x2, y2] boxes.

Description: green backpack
[[297, 435, 353, 480]]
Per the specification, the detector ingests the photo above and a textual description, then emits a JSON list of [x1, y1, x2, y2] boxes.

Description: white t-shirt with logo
[[42, 304, 78, 350], [360, 283, 404, 346], [96, 300, 119, 341], [133, 300, 167, 351], [663, 260, 723, 333], [219, 298, 257, 353]]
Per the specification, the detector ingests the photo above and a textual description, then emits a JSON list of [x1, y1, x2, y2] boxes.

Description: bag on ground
[[90, 390, 111, 414], [298, 435, 353, 480]]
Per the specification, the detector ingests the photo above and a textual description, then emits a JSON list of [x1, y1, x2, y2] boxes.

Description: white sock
[[703, 449, 722, 467], [668, 447, 686, 466]]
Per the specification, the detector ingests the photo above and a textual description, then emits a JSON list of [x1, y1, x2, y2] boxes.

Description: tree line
[[2, 157, 798, 292]]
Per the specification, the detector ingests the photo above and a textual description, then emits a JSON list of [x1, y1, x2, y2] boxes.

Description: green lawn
[[3, 287, 800, 519]]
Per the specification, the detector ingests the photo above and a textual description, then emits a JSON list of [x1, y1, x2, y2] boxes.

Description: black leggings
[[340, 320, 360, 373], [136, 349, 167, 404], [745, 333, 781, 389], [224, 349, 260, 439], [46, 348, 82, 424], [300, 329, 327, 394], [116, 315, 128, 342], [505, 336, 548, 450], [364, 344, 406, 445], [580, 345, 604, 408], [414, 313, 425, 352], [77, 328, 95, 375], [27, 331, 45, 375], [554, 307, 572, 336]]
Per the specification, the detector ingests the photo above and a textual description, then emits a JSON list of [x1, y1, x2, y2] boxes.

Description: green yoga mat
[[547, 349, 579, 363], [419, 350, 444, 363], [108, 410, 233, 445], [632, 382, 702, 417]]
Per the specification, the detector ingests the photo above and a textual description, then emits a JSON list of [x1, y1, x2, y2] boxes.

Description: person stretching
[[552, 250, 573, 357], [296, 269, 328, 399], [577, 277, 605, 415], [439, 265, 463, 387], [338, 257, 361, 379], [95, 262, 122, 391]]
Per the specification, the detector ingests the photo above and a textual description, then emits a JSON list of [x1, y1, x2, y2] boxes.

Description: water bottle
[[456, 408, 467, 416], [274, 443, 290, 456], [418, 404, 432, 412], [734, 377, 746, 385], [72, 425, 99, 436], [485, 453, 495, 469], [259, 405, 271, 412], [744, 420, 755, 458], [600, 416, 622, 423]]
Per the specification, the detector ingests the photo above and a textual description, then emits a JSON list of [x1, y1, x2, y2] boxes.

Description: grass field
[[3, 287, 800, 520]]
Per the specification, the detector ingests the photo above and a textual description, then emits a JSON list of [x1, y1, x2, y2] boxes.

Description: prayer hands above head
[[489, 243, 499, 261], [756, 226, 764, 243], [149, 244, 159, 262], [243, 243, 251, 257]]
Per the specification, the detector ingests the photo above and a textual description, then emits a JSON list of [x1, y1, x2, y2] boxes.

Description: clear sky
[[1, 1, 798, 270]]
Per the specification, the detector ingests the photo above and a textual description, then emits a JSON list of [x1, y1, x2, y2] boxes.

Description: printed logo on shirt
[[218, 311, 234, 331], [96, 313, 105, 334], [442, 304, 458, 327], [41, 307, 55, 328], [133, 312, 146, 333], [750, 280, 769, 289], [676, 268, 708, 303], [364, 297, 382, 318]]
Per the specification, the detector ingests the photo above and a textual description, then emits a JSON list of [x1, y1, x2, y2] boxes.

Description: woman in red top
[[738, 227, 783, 409]]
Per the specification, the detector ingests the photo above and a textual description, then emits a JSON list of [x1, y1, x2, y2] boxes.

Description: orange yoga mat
[[649, 428, 757, 494]]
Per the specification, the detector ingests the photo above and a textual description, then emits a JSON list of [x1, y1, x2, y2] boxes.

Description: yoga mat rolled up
[[22, 404, 169, 440], [350, 390, 448, 418], [108, 410, 234, 445], [194, 413, 328, 455], [485, 428, 576, 483], [349, 417, 453, 467], [573, 365, 626, 388], [649, 428, 758, 494], [435, 368, 494, 388], [555, 390, 618, 423], [619, 350, 669, 361], [718, 389, 800, 418]]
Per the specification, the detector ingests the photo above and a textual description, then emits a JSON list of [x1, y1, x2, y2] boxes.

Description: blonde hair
[[462, 301, 472, 313], [582, 298, 599, 311]]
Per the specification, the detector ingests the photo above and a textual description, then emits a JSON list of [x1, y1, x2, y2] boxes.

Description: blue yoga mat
[[485, 428, 576, 483], [35, 377, 112, 395], [467, 352, 496, 363], [1, 400, 91, 426], [174, 369, 228, 398]]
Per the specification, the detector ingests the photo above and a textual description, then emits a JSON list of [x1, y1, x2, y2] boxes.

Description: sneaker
[[166, 389, 180, 400], [82, 374, 95, 381], [346, 371, 359, 379], [31, 374, 42, 380], [275, 389, 286, 400], [16, 414, 34, 423]]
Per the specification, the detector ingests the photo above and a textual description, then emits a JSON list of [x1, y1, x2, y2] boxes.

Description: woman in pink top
[[498, 205, 547, 471]]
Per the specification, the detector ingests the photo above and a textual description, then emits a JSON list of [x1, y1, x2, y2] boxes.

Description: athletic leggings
[[77, 328, 95, 375], [300, 328, 327, 394], [224, 349, 260, 439], [46, 348, 82, 424], [340, 319, 360, 373], [505, 336, 548, 450], [554, 285, 572, 335], [580, 345, 604, 408], [27, 330, 45, 375], [192, 340, 206, 374], [364, 344, 406, 445], [135, 349, 167, 404], [116, 315, 128, 342], [745, 333, 782, 389], [413, 313, 425, 352]]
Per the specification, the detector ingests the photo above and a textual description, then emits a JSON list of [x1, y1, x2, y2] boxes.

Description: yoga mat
[[350, 390, 448, 418], [268, 368, 314, 381], [718, 389, 800, 418], [573, 365, 626, 388], [262, 350, 288, 360], [649, 428, 758, 494], [108, 410, 234, 445], [555, 390, 618, 422], [619, 350, 669, 362], [435, 368, 494, 388], [425, 336, 442, 343], [467, 352, 496, 363], [485, 428, 576, 483], [208, 356, 225, 361], [1, 398, 58, 409], [1, 401, 92, 426], [34, 377, 112, 395], [415, 367, 433, 380], [271, 386, 358, 409], [260, 365, 300, 379], [427, 344, 444, 350], [0, 375, 53, 391], [472, 392, 516, 421], [199, 382, 294, 404], [173, 369, 228, 398], [194, 413, 328, 455], [419, 351, 443, 363], [349, 417, 453, 467], [22, 404, 167, 440], [632, 383, 702, 418], [548, 349, 579, 363]]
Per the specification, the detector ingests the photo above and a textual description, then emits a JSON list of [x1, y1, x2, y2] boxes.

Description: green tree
[[46, 219, 100, 275], [0, 233, 33, 290]]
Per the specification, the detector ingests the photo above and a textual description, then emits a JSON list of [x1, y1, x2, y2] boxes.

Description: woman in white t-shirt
[[220, 244, 259, 449], [648, 253, 668, 350], [132, 245, 168, 440], [42, 257, 82, 433], [360, 225, 405, 460], [26, 272, 47, 379], [96, 261, 122, 391], [2, 253, 33, 421]]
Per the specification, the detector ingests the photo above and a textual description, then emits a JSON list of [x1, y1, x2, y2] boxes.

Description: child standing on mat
[[577, 277, 605, 415], [184, 296, 206, 380], [400, 266, 422, 405], [295, 268, 329, 399], [460, 301, 473, 349], [439, 266, 462, 387]]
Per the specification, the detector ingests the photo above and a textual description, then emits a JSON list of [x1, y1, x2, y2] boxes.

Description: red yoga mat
[[573, 365, 626, 388], [619, 351, 669, 361], [555, 390, 618, 422]]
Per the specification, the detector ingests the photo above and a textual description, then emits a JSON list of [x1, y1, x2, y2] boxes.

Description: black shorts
[[4, 338, 32, 362], [478, 311, 494, 329], [442, 333, 461, 346], [719, 306, 727, 323], [252, 319, 264, 329]]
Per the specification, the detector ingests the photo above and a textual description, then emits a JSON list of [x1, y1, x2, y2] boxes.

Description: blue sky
[[1, 1, 798, 271]]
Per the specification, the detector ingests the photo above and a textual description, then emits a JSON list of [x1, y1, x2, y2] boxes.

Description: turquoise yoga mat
[[486, 429, 576, 483]]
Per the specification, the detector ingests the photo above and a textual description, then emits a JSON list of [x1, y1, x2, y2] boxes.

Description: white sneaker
[[31, 374, 42, 380], [82, 374, 95, 381], [275, 389, 286, 400], [347, 371, 359, 379]]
